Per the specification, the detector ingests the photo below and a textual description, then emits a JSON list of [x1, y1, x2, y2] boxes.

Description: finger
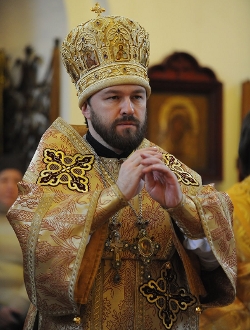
[[130, 147, 161, 159], [142, 163, 172, 176], [123, 152, 161, 171], [140, 152, 162, 160], [140, 156, 164, 167]]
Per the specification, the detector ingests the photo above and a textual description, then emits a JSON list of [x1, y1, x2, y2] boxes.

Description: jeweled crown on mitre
[[61, 3, 151, 108]]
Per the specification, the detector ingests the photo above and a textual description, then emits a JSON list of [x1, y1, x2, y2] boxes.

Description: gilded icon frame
[[147, 53, 223, 183]]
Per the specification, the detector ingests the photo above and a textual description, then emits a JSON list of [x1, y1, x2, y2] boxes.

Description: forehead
[[0, 169, 23, 181], [96, 84, 146, 96]]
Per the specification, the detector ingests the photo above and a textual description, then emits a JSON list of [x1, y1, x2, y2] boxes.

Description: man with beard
[[7, 5, 236, 330]]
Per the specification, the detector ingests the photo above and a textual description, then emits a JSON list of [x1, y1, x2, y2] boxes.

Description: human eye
[[134, 94, 142, 99], [132, 93, 145, 102], [105, 94, 119, 101]]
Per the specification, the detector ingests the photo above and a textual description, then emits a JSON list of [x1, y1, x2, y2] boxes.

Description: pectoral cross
[[105, 227, 127, 283], [129, 220, 161, 281]]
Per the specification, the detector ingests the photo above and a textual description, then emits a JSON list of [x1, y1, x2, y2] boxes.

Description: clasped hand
[[116, 147, 183, 208]]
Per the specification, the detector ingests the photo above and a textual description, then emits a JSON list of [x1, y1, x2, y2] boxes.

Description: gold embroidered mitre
[[61, 9, 151, 108]]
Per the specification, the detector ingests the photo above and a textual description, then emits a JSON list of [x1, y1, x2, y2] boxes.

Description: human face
[[82, 85, 147, 153], [0, 169, 22, 209]]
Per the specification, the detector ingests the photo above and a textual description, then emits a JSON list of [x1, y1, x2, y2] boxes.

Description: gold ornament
[[140, 262, 197, 329], [73, 316, 81, 324], [61, 8, 151, 108], [195, 306, 203, 314], [37, 149, 94, 192], [91, 3, 105, 17]]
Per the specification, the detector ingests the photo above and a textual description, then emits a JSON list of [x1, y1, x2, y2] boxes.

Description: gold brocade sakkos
[[7, 117, 236, 330], [200, 176, 250, 330]]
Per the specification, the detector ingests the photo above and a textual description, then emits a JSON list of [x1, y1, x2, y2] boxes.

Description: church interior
[[0, 0, 250, 191]]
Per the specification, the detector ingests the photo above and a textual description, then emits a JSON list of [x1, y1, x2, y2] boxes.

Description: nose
[[120, 97, 134, 115]]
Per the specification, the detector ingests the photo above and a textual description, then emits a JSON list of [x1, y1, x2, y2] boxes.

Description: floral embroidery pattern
[[140, 262, 196, 329], [37, 148, 94, 192], [163, 153, 199, 186]]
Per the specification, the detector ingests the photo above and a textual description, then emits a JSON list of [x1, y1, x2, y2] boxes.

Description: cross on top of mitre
[[91, 2, 105, 16]]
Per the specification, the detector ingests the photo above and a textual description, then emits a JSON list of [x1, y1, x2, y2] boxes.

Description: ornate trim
[[37, 148, 94, 192], [140, 261, 196, 329], [163, 154, 199, 186], [26, 190, 55, 307]]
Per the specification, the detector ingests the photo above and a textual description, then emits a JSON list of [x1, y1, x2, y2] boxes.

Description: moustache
[[114, 115, 140, 125]]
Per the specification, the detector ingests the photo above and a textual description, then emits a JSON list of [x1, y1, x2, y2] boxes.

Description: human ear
[[81, 102, 90, 118]]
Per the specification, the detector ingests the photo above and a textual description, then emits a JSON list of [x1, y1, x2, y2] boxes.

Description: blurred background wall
[[0, 0, 250, 191]]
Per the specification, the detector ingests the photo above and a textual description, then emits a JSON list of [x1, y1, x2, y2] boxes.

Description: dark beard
[[90, 109, 147, 152]]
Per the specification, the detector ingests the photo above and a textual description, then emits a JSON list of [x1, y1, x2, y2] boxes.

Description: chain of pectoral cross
[[104, 188, 147, 283], [84, 138, 161, 283], [105, 212, 161, 283]]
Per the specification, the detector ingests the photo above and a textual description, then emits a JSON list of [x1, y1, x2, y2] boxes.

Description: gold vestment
[[200, 175, 250, 329], [7, 118, 236, 330]]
